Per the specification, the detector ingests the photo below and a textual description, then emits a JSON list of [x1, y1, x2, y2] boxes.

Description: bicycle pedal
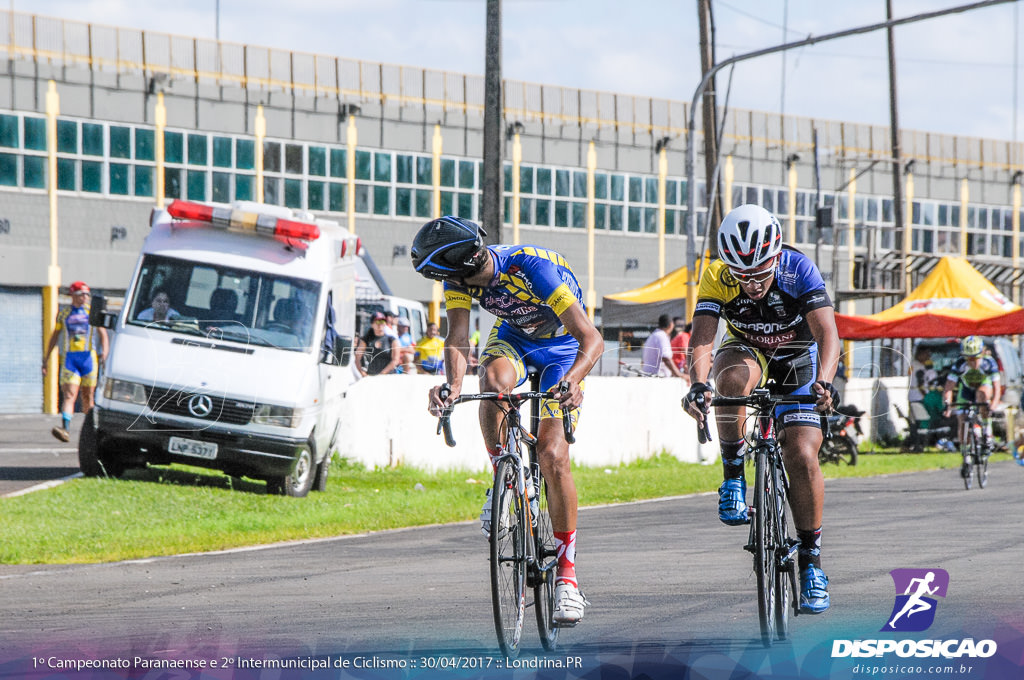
[[552, 620, 579, 629]]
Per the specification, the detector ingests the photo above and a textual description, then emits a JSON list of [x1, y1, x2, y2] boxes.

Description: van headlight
[[252, 404, 301, 428], [103, 379, 149, 405]]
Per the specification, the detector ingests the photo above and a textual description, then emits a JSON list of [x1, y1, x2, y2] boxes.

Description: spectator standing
[[396, 317, 417, 373], [354, 311, 400, 376], [670, 318, 691, 375], [414, 322, 445, 374], [641, 314, 685, 378], [42, 281, 109, 441]]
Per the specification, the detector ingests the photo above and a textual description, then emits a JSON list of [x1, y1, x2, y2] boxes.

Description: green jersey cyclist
[[681, 204, 841, 614], [411, 216, 604, 626], [942, 336, 1001, 472]]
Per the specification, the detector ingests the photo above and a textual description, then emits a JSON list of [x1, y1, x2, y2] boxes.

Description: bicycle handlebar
[[436, 381, 576, 447], [697, 389, 823, 445]]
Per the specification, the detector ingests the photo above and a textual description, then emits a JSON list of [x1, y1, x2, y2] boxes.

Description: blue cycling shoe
[[718, 478, 750, 525], [799, 565, 830, 614]]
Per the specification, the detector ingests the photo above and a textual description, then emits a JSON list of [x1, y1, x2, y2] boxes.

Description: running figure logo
[[881, 568, 950, 632]]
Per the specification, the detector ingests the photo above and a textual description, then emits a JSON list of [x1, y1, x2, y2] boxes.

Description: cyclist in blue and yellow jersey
[[42, 281, 109, 442], [412, 216, 603, 626], [681, 204, 840, 615], [942, 336, 1001, 470]]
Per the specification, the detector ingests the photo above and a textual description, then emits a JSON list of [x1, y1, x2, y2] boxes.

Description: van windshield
[[126, 255, 321, 352]]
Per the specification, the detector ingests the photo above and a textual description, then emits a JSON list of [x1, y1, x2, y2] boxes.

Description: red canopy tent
[[835, 257, 1024, 339]]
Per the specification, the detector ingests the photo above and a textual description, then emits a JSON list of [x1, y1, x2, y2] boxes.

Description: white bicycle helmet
[[717, 204, 783, 271]]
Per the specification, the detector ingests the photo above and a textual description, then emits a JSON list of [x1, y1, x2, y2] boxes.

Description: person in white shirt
[[641, 314, 686, 378]]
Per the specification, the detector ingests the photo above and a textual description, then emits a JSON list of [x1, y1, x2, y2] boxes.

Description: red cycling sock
[[554, 530, 578, 587]]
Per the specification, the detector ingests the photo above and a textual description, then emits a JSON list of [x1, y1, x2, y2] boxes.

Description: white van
[[85, 199, 359, 497], [356, 295, 428, 342]]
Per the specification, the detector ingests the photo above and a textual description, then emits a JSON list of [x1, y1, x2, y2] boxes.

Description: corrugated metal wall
[[0, 287, 42, 413]]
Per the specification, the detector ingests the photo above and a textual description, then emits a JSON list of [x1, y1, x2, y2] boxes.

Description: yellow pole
[[346, 116, 357, 234], [843, 167, 856, 372], [723, 155, 734, 212], [255, 104, 266, 203], [657, 146, 667, 279], [958, 176, 968, 259], [429, 125, 443, 325], [43, 80, 61, 415], [512, 132, 522, 245], [787, 161, 798, 244], [586, 141, 596, 321], [155, 92, 166, 209], [1013, 181, 1021, 305]]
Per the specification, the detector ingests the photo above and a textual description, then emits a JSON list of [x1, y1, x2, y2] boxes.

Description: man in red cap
[[42, 281, 108, 441]]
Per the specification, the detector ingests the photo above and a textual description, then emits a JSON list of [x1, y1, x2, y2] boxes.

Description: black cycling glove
[[683, 381, 711, 413], [815, 380, 840, 406]]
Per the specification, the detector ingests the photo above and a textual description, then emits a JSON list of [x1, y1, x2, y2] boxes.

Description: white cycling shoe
[[552, 582, 589, 626]]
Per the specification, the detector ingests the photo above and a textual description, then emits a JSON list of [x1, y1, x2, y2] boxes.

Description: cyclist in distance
[[942, 336, 1001, 462], [411, 215, 604, 626], [681, 204, 840, 614]]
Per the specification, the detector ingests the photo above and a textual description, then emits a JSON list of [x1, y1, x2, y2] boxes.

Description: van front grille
[[146, 386, 255, 425]]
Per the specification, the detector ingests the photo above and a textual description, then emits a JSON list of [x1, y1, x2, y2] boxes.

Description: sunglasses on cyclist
[[729, 261, 777, 285]]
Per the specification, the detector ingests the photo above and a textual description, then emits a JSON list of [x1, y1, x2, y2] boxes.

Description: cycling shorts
[[59, 350, 99, 388], [480, 322, 582, 425], [717, 336, 821, 431]]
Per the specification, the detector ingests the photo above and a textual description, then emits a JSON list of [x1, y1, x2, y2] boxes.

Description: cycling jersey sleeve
[[693, 260, 728, 319], [443, 283, 473, 312]]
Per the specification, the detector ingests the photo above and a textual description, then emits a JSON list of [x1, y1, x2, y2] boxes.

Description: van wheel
[[267, 444, 315, 497], [78, 411, 126, 478], [313, 452, 332, 492]]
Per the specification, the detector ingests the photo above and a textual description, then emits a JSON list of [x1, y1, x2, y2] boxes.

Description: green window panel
[[284, 178, 302, 208], [610, 175, 625, 201], [57, 158, 76, 190], [0, 153, 16, 185], [307, 180, 324, 210], [24, 118, 46, 151], [235, 139, 254, 170], [573, 171, 587, 199], [134, 166, 153, 197], [212, 137, 232, 168], [628, 206, 642, 232], [645, 178, 658, 204], [595, 203, 607, 230], [535, 199, 551, 226], [536, 168, 551, 195], [554, 201, 569, 227], [594, 173, 607, 200], [458, 160, 474, 189], [110, 126, 131, 159], [235, 174, 254, 201], [503, 165, 511, 192], [629, 177, 642, 203], [644, 207, 657, 233], [285, 144, 303, 174], [164, 131, 183, 164], [609, 205, 623, 231], [555, 169, 570, 197], [440, 158, 455, 187], [374, 152, 392, 182], [165, 168, 182, 199], [457, 192, 473, 219], [188, 134, 208, 166], [23, 156, 45, 188], [373, 185, 390, 215], [396, 155, 413, 184], [135, 129, 155, 161], [665, 209, 676, 235], [308, 146, 326, 176], [109, 163, 130, 195], [354, 184, 369, 213], [395, 188, 412, 216], [263, 142, 281, 173], [57, 120, 78, 153], [414, 189, 431, 217], [666, 180, 678, 205], [187, 170, 206, 200], [519, 166, 533, 194], [572, 202, 585, 228], [355, 150, 371, 181], [330, 148, 346, 177], [518, 197, 532, 225], [263, 177, 280, 205], [0, 115, 18, 148], [415, 157, 431, 185], [329, 182, 345, 211], [503, 196, 510, 223], [212, 172, 231, 202], [440, 191, 453, 216], [82, 123, 104, 156]]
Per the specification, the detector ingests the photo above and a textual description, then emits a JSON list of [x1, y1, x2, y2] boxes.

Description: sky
[[14, 0, 1024, 142]]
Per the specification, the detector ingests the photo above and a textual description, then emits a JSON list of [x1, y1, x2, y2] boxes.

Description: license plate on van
[[168, 436, 218, 460]]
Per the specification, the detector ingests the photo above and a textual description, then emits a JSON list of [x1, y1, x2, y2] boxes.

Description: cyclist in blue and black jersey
[[412, 216, 604, 626], [681, 204, 840, 615], [942, 336, 1001, 468]]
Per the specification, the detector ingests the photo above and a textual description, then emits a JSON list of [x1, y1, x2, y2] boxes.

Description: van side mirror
[[88, 294, 117, 329]]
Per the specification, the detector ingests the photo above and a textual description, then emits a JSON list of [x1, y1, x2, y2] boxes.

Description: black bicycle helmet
[[411, 216, 488, 280]]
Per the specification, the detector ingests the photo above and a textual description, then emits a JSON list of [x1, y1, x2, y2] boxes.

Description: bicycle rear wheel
[[753, 447, 780, 647], [531, 473, 560, 651], [490, 458, 527, 657]]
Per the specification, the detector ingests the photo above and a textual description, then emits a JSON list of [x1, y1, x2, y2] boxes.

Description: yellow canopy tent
[[835, 256, 1024, 339], [601, 266, 689, 326]]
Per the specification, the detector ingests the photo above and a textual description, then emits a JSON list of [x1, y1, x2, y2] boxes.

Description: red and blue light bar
[[166, 200, 321, 249]]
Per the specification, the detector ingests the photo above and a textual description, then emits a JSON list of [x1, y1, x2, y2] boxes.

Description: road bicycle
[[953, 402, 990, 490], [436, 381, 575, 658], [697, 387, 820, 647]]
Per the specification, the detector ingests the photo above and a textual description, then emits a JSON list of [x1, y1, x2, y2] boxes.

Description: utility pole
[[697, 0, 723, 252], [482, 0, 503, 243], [887, 0, 906, 294]]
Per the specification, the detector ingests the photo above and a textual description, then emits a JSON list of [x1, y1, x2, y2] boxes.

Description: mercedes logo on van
[[188, 394, 214, 418]]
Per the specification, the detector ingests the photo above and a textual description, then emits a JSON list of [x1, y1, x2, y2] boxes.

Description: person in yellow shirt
[[414, 322, 445, 375]]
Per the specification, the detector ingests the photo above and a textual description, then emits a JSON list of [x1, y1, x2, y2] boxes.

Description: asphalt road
[[0, 415, 81, 497], [1, 455, 1023, 679]]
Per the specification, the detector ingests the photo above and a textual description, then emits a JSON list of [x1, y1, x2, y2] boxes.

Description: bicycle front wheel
[[771, 459, 793, 642], [531, 473, 560, 651], [753, 447, 780, 647], [976, 439, 989, 489], [961, 434, 975, 491], [490, 458, 527, 657]]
